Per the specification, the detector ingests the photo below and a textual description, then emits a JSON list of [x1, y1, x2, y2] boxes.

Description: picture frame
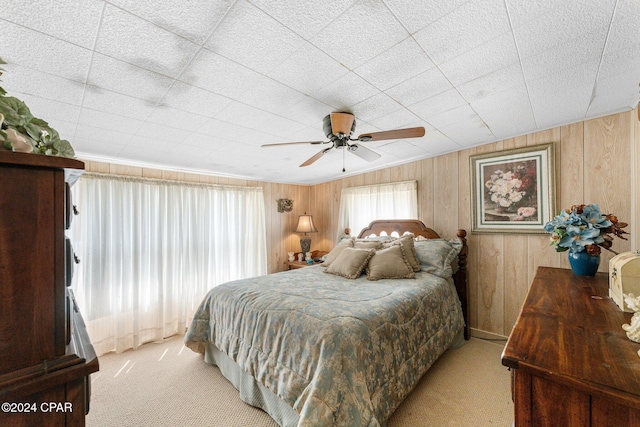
[[470, 143, 555, 234]]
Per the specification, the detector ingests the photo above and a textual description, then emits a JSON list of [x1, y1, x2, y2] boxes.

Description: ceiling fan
[[261, 112, 425, 169]]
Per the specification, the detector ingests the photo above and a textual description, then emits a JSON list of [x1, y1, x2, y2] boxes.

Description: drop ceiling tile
[[0, 0, 103, 48], [588, 74, 639, 117], [598, 43, 640, 81], [87, 53, 175, 104], [309, 2, 408, 70], [267, 42, 349, 94], [236, 75, 308, 114], [384, 0, 470, 33], [75, 123, 134, 146], [420, 130, 462, 155], [604, 0, 640, 53], [81, 88, 156, 120], [527, 59, 599, 98], [1, 64, 85, 105], [471, 85, 536, 137], [73, 136, 128, 157], [0, 22, 92, 83], [457, 62, 526, 102], [197, 118, 250, 139], [354, 37, 436, 91], [367, 108, 422, 131], [96, 5, 200, 78], [161, 82, 231, 118], [409, 89, 468, 122], [205, 0, 305, 74], [78, 108, 145, 135], [513, 1, 614, 59], [414, 0, 510, 65], [213, 101, 274, 129], [137, 121, 205, 146], [503, 0, 555, 29], [427, 104, 479, 130], [385, 68, 453, 107], [108, 0, 235, 44], [439, 118, 495, 147], [233, 127, 281, 147], [251, 114, 308, 139], [529, 82, 593, 128], [439, 32, 519, 87], [179, 49, 263, 99], [146, 105, 210, 132], [249, 0, 355, 40], [352, 93, 404, 122], [278, 97, 334, 128], [520, 30, 606, 83], [314, 72, 380, 110], [12, 93, 81, 124]]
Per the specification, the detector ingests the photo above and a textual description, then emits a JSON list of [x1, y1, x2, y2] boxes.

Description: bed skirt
[[205, 343, 301, 427], [203, 327, 465, 427]]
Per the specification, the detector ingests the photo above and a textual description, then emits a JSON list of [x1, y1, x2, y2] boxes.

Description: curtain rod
[[342, 180, 417, 190], [82, 172, 263, 191]]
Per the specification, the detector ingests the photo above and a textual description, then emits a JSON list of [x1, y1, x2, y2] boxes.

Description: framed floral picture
[[470, 143, 555, 234]]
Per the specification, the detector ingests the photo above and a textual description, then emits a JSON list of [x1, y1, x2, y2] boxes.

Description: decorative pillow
[[366, 244, 415, 281], [354, 240, 383, 250], [324, 247, 375, 279], [414, 239, 463, 278], [323, 237, 354, 267], [382, 234, 421, 272]]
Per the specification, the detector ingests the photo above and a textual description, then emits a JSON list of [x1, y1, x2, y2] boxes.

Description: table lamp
[[295, 213, 318, 257]]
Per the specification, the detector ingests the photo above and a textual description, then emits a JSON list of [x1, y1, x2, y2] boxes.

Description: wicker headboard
[[354, 220, 469, 340]]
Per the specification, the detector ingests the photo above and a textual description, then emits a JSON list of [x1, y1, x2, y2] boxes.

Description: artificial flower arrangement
[[0, 57, 75, 158], [543, 203, 628, 256]]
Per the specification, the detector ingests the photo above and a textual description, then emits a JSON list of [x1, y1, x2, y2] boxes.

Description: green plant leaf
[[0, 96, 34, 127]]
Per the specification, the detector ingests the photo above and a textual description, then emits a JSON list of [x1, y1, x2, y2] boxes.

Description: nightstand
[[284, 250, 328, 270], [284, 260, 320, 270]]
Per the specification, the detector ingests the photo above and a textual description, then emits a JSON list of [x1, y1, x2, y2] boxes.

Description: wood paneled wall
[[311, 109, 638, 338], [81, 162, 311, 274], [81, 108, 639, 338]]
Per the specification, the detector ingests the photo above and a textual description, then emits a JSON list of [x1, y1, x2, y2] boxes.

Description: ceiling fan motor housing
[[323, 114, 356, 140]]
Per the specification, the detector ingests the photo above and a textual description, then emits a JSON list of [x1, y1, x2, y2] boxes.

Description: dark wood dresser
[[0, 151, 98, 426], [502, 266, 640, 426]]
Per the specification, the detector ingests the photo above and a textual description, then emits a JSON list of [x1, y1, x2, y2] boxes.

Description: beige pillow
[[324, 247, 375, 279], [366, 244, 415, 281], [323, 237, 354, 267], [354, 240, 383, 250], [382, 234, 421, 272]]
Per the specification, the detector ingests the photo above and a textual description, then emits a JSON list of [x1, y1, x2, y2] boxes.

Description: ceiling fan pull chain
[[342, 144, 346, 173]]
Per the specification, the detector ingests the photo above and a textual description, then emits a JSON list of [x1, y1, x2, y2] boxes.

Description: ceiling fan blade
[[349, 144, 381, 162], [300, 147, 332, 167], [330, 112, 355, 136], [356, 127, 425, 142], [261, 140, 326, 147]]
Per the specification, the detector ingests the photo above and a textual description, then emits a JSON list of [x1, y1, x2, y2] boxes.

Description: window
[[69, 174, 267, 355], [337, 180, 418, 238]]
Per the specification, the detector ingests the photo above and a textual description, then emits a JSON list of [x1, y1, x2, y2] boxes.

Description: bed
[[185, 220, 469, 427]]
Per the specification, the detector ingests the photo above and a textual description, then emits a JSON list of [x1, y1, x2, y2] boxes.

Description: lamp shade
[[295, 214, 318, 234]]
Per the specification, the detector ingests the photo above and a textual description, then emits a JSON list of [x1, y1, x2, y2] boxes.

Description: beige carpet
[[87, 336, 512, 427]]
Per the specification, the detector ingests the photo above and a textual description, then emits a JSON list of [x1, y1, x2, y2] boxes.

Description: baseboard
[[470, 328, 508, 341]]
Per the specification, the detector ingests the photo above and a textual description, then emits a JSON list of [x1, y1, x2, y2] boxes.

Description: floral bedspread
[[185, 265, 464, 426]]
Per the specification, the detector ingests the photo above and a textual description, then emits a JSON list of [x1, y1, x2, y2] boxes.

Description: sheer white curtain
[[68, 174, 267, 356], [337, 181, 418, 238]]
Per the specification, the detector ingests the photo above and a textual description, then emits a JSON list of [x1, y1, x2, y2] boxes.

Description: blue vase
[[567, 250, 600, 276]]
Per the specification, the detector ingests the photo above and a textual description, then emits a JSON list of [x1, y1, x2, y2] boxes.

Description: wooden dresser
[[0, 152, 98, 426], [502, 266, 640, 426]]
